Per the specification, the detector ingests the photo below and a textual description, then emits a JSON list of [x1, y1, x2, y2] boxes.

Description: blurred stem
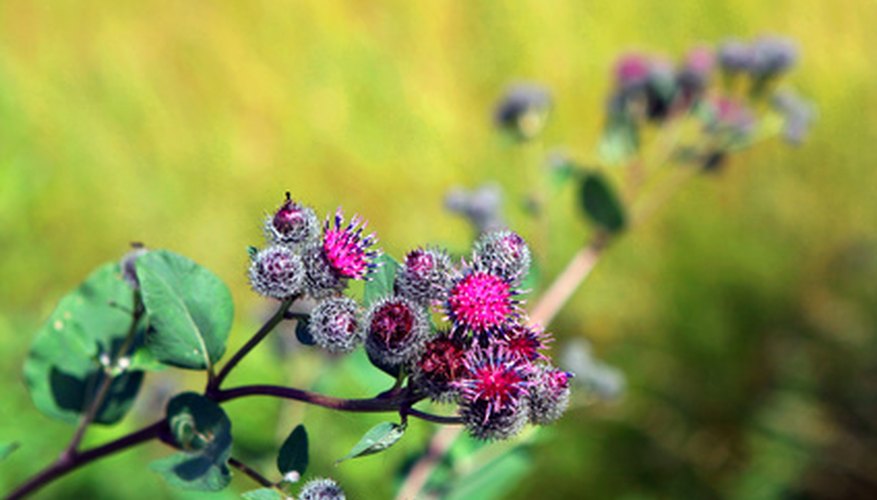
[[209, 296, 296, 393], [65, 291, 144, 458]]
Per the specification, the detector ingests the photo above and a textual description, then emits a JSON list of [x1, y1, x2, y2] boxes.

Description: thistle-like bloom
[[717, 39, 752, 73], [495, 322, 549, 363], [248, 245, 305, 299], [493, 83, 552, 140], [265, 193, 319, 247], [299, 477, 346, 500], [708, 96, 755, 138], [446, 271, 517, 336], [364, 295, 430, 367], [614, 53, 651, 89], [309, 297, 363, 354], [527, 365, 572, 425], [749, 36, 798, 80], [412, 332, 469, 402], [322, 208, 380, 280], [677, 46, 714, 102], [394, 247, 455, 305], [472, 230, 531, 285], [455, 346, 531, 440]]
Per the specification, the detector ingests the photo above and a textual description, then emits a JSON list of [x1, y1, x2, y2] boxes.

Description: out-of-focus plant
[[6, 35, 810, 500], [400, 35, 811, 499]]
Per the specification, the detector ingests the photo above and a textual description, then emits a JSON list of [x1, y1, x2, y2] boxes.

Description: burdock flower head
[[749, 36, 798, 81], [614, 53, 652, 90], [303, 208, 380, 298], [446, 270, 518, 337], [495, 322, 550, 363], [493, 83, 552, 140], [298, 477, 346, 500], [265, 192, 319, 247], [394, 247, 456, 305], [527, 365, 572, 425], [455, 346, 531, 440], [364, 295, 430, 368], [308, 297, 363, 354], [472, 230, 531, 285], [412, 332, 469, 402], [248, 245, 305, 299]]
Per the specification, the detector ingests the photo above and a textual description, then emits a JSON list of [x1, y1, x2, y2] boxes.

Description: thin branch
[[210, 297, 296, 392], [6, 421, 167, 500], [228, 457, 274, 489]]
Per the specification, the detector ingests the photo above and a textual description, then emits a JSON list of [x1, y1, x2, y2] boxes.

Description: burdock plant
[[7, 35, 810, 500]]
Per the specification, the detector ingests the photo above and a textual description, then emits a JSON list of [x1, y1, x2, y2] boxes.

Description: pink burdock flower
[[412, 332, 469, 402], [495, 322, 550, 363], [472, 230, 531, 286], [615, 53, 651, 89], [527, 365, 572, 425], [710, 96, 755, 136], [455, 346, 531, 440], [364, 295, 429, 368], [303, 208, 381, 298], [322, 208, 380, 280], [265, 192, 319, 247], [447, 271, 517, 335], [394, 247, 455, 305]]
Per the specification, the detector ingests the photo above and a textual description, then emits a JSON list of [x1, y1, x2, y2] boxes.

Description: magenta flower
[[455, 346, 531, 440], [527, 365, 572, 425], [394, 247, 455, 305], [322, 208, 380, 280], [615, 53, 651, 89], [265, 193, 319, 246], [496, 322, 550, 363], [364, 295, 429, 367], [413, 333, 469, 401], [446, 271, 516, 335]]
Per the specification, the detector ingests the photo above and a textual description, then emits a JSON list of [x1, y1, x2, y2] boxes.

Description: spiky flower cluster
[[605, 35, 810, 171], [493, 82, 552, 141], [249, 197, 570, 441], [249, 194, 381, 304]]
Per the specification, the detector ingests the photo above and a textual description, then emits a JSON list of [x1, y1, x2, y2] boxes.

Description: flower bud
[[364, 295, 430, 368], [493, 83, 552, 141], [749, 36, 798, 80], [717, 39, 752, 73], [265, 192, 319, 247], [412, 332, 468, 402], [394, 247, 455, 305], [120, 243, 148, 290], [299, 477, 346, 500], [527, 364, 572, 425], [472, 230, 531, 285], [248, 246, 305, 299], [309, 297, 363, 354]]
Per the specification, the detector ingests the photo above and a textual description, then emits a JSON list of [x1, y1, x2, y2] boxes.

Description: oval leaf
[[136, 250, 233, 370], [363, 254, 400, 307], [579, 172, 627, 234], [23, 263, 145, 424], [151, 392, 233, 491], [277, 424, 308, 477], [337, 421, 406, 463]]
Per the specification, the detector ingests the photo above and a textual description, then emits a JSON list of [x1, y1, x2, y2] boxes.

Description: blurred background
[[1, 1, 876, 498]]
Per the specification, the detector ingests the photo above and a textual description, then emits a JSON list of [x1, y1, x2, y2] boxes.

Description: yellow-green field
[[2, 1, 876, 498]]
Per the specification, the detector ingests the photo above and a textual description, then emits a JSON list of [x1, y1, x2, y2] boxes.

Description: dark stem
[[6, 421, 168, 500], [228, 457, 274, 488], [209, 297, 296, 393]]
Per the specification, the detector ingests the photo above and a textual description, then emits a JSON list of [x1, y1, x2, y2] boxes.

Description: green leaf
[[242, 489, 284, 500], [363, 254, 400, 307], [598, 112, 639, 165], [445, 447, 531, 500], [578, 171, 627, 234], [23, 263, 145, 425], [277, 424, 308, 476], [337, 421, 406, 463], [0, 442, 19, 461], [151, 392, 233, 492], [136, 250, 234, 370]]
